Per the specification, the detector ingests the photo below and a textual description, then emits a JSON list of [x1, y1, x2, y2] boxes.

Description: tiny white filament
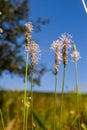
[[82, 0, 87, 13]]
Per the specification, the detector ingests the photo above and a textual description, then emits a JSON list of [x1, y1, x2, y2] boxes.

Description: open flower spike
[[59, 33, 72, 130], [60, 33, 72, 66], [50, 40, 62, 130], [29, 41, 41, 67], [50, 40, 62, 73], [71, 44, 81, 130]]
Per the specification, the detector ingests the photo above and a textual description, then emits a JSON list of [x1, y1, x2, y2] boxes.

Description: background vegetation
[[0, 90, 87, 130], [0, 0, 49, 86]]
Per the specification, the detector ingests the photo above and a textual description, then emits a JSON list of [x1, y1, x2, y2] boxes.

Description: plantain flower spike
[[50, 40, 62, 73], [30, 41, 41, 67], [60, 33, 72, 66], [71, 44, 81, 62], [25, 22, 33, 52]]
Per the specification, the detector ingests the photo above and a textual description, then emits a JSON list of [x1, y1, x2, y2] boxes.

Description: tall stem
[[0, 109, 5, 130], [75, 62, 81, 130], [53, 73, 58, 130], [23, 52, 28, 130], [31, 66, 34, 130], [59, 65, 66, 130], [26, 106, 29, 130]]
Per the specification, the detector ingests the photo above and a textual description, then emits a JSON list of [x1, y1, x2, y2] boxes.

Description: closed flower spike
[[71, 44, 81, 62], [25, 22, 33, 52]]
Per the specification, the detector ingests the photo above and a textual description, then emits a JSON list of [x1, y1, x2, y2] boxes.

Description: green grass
[[0, 90, 87, 130]]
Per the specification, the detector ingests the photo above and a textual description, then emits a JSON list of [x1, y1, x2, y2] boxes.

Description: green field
[[0, 90, 87, 130]]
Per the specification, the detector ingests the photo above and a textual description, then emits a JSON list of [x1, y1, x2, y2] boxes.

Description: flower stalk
[[59, 65, 66, 130], [25, 99, 30, 130], [50, 40, 62, 130], [23, 22, 33, 130], [0, 109, 5, 130], [30, 65, 34, 130], [29, 40, 41, 130], [23, 52, 28, 130], [53, 72, 58, 130], [75, 62, 81, 130], [59, 33, 72, 130], [71, 44, 81, 130]]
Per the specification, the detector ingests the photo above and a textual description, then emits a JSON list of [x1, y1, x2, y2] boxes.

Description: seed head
[[71, 44, 81, 62], [50, 40, 62, 73], [25, 22, 33, 52]]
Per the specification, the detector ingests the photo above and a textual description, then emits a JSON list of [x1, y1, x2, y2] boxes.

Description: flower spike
[[50, 40, 62, 73], [71, 44, 81, 62]]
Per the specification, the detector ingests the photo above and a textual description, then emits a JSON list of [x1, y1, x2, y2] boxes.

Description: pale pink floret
[[29, 41, 41, 65], [59, 33, 72, 49], [50, 40, 63, 62], [51, 40, 62, 50]]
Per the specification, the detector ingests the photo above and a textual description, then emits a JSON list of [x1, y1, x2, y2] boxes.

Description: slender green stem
[[31, 66, 34, 130], [23, 52, 28, 130], [0, 109, 5, 130], [26, 106, 29, 130], [53, 72, 58, 130], [30, 106, 47, 130], [59, 65, 66, 130], [75, 62, 81, 130]]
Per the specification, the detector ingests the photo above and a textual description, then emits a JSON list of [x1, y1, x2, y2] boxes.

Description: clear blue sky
[[0, 0, 87, 93]]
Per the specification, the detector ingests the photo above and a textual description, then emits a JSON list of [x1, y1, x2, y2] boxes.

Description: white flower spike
[[71, 44, 81, 62]]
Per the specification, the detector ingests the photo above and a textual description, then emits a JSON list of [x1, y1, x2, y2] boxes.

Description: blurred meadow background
[[0, 0, 87, 130]]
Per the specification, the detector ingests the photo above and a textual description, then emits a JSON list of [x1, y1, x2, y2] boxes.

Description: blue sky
[[0, 0, 87, 93]]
